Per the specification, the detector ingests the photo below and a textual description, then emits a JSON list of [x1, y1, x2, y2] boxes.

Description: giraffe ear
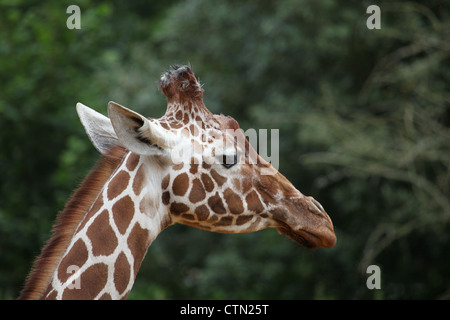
[[76, 102, 121, 154], [108, 101, 177, 156]]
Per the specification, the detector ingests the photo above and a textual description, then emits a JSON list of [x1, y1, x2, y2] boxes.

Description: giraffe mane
[[18, 146, 127, 300]]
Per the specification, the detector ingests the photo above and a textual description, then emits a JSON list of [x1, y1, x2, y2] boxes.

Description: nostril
[[311, 198, 324, 213]]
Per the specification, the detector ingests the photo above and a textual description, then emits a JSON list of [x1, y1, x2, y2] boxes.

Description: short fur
[[18, 146, 127, 300]]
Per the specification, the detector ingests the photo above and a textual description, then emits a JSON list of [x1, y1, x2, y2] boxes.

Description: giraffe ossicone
[[20, 65, 336, 300]]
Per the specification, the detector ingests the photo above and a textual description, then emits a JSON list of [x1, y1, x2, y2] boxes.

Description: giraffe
[[19, 65, 336, 300]]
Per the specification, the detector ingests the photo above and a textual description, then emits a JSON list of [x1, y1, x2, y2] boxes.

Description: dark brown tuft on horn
[[158, 64, 204, 102]]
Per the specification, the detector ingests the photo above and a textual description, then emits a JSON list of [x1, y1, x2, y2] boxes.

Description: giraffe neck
[[165, 100, 213, 123], [21, 148, 172, 300]]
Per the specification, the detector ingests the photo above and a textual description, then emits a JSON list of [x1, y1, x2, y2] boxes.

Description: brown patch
[[170, 202, 190, 215], [241, 175, 253, 194], [232, 178, 241, 192], [172, 173, 189, 196], [246, 190, 264, 214], [183, 112, 190, 125], [224, 188, 244, 214], [162, 191, 170, 205], [87, 210, 118, 256], [236, 215, 254, 225], [201, 173, 214, 192], [132, 165, 145, 196], [98, 293, 112, 300], [175, 110, 183, 121], [62, 263, 108, 300], [214, 216, 233, 227], [173, 163, 184, 171], [127, 223, 150, 277], [44, 288, 57, 300], [189, 178, 206, 203], [107, 170, 130, 201], [126, 153, 140, 171], [57, 239, 88, 284], [189, 124, 199, 137], [211, 169, 227, 186], [160, 121, 170, 130], [208, 192, 226, 214], [168, 120, 183, 129], [139, 195, 155, 217], [208, 214, 219, 223], [182, 213, 196, 221], [189, 163, 199, 174], [195, 205, 210, 221], [161, 174, 170, 190], [112, 196, 135, 235], [114, 252, 131, 295], [202, 162, 211, 170]]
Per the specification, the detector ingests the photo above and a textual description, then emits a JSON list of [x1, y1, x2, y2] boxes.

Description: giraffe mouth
[[276, 222, 324, 249], [274, 213, 337, 249]]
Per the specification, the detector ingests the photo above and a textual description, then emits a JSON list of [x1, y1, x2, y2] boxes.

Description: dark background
[[1, 0, 449, 299]]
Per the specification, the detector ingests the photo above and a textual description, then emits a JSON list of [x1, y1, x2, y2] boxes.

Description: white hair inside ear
[[76, 102, 121, 154]]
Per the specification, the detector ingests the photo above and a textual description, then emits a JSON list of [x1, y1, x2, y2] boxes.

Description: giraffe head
[[77, 65, 336, 249]]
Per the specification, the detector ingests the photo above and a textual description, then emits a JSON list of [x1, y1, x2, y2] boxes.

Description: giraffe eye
[[222, 153, 237, 169]]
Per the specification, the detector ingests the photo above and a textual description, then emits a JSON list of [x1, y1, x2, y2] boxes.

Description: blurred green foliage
[[1, 0, 449, 299]]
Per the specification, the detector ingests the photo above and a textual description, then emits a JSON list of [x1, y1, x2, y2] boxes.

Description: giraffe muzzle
[[273, 197, 337, 249]]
